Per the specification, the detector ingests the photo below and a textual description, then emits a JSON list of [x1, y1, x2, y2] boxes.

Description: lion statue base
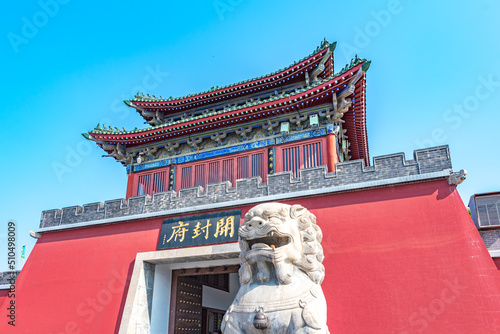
[[221, 203, 329, 333]]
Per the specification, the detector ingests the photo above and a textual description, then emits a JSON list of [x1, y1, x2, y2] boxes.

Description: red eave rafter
[[131, 47, 331, 115], [342, 73, 369, 165]]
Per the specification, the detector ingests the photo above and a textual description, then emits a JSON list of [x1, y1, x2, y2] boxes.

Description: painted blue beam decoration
[[275, 128, 326, 144], [158, 209, 241, 249], [134, 128, 327, 173]]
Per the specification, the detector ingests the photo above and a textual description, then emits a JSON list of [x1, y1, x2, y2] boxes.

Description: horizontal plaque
[[158, 210, 241, 249]]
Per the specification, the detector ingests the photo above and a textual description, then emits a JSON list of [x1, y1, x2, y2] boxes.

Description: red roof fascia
[[341, 73, 369, 165]]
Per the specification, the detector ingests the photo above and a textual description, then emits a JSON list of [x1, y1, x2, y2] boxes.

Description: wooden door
[[169, 265, 240, 334], [173, 276, 203, 333]]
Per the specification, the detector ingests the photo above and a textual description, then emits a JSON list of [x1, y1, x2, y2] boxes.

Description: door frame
[[118, 243, 240, 334]]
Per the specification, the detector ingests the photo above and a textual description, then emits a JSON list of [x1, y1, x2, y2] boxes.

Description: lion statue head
[[238, 202, 325, 285], [222, 202, 329, 333]]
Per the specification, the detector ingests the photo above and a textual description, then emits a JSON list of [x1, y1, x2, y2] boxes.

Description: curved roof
[[86, 57, 370, 165], [125, 39, 336, 122]]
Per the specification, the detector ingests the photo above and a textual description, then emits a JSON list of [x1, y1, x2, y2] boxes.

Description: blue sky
[[1, 0, 499, 271]]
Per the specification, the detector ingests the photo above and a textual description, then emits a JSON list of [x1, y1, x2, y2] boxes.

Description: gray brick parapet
[[479, 229, 500, 252], [40, 145, 453, 229], [0, 271, 19, 287]]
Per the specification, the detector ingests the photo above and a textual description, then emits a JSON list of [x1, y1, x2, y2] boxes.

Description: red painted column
[[126, 172, 135, 198], [176, 165, 183, 192], [326, 134, 338, 172]]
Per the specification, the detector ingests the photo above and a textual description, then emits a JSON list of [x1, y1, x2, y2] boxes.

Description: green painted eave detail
[[329, 41, 337, 52], [362, 60, 371, 72], [81, 133, 90, 140], [123, 100, 131, 107]]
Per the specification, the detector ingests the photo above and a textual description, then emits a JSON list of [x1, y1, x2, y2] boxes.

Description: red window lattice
[[179, 149, 267, 190], [278, 139, 325, 178], [133, 138, 326, 196], [137, 170, 168, 196]]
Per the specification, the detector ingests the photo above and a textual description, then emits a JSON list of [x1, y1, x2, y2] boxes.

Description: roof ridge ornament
[[362, 60, 371, 72], [308, 41, 336, 83], [448, 169, 467, 185]]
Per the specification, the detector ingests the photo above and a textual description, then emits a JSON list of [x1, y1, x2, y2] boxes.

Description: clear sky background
[[1, 0, 499, 272]]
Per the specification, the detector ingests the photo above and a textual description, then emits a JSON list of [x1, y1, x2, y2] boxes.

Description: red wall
[[0, 289, 9, 314], [0, 218, 163, 334], [296, 181, 500, 334], [1, 180, 499, 333]]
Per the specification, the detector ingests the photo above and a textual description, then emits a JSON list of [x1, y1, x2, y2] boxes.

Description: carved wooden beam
[[103, 143, 126, 160], [165, 141, 180, 156], [149, 111, 165, 126], [289, 114, 308, 131], [236, 126, 253, 141], [210, 131, 228, 147], [319, 108, 344, 124], [180, 111, 195, 120], [187, 137, 203, 151], [117, 151, 136, 165], [262, 120, 279, 136], [318, 66, 367, 124], [144, 147, 158, 159]]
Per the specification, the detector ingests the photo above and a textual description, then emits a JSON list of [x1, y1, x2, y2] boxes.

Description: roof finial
[[362, 60, 371, 72]]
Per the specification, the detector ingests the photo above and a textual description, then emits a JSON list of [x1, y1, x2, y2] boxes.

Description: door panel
[[174, 276, 203, 333]]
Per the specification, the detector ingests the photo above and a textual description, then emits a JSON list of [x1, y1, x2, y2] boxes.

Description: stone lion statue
[[221, 202, 329, 333]]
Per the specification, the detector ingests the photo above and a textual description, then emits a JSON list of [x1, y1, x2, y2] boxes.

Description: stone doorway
[[118, 243, 241, 334]]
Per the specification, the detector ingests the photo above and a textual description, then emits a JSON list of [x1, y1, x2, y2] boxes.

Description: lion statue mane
[[221, 202, 329, 333]]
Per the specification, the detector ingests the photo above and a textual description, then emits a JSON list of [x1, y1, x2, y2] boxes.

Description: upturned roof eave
[[125, 40, 336, 119], [88, 60, 368, 146]]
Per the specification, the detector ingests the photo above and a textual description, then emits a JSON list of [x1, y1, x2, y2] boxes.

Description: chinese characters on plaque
[[158, 210, 241, 249]]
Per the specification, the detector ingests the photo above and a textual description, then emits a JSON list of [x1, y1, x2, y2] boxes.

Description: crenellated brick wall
[[479, 229, 500, 252], [40, 146, 452, 229], [0, 271, 19, 286]]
